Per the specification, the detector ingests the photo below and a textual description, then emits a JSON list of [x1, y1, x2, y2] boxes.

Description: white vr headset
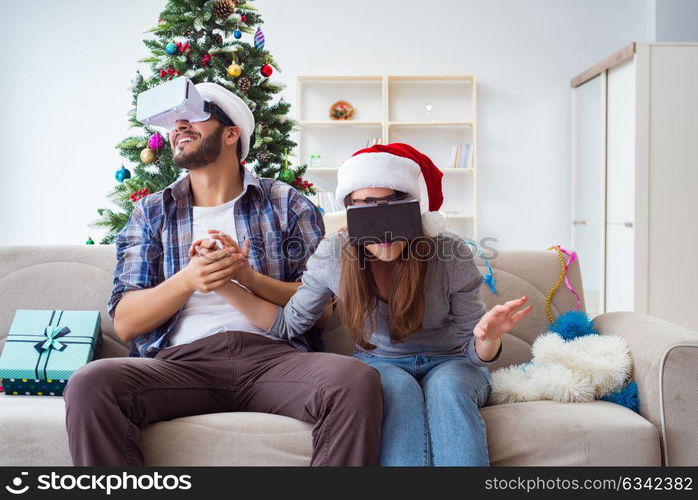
[[136, 77, 235, 131]]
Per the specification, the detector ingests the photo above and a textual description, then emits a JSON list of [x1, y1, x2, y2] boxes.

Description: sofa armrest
[[593, 311, 698, 466]]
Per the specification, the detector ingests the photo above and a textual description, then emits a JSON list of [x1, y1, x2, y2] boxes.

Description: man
[[64, 82, 382, 466]]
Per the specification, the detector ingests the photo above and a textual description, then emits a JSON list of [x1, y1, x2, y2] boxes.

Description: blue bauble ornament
[[233, 29, 242, 39], [165, 42, 178, 55], [115, 166, 132, 183]]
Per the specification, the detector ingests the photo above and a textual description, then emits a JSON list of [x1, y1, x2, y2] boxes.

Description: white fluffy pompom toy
[[488, 311, 640, 411]]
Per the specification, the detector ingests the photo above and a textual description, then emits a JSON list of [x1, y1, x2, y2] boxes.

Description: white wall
[[649, 0, 698, 41], [0, 0, 651, 251]]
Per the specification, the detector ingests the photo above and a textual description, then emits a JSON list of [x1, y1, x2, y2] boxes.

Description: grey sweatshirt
[[266, 232, 502, 367]]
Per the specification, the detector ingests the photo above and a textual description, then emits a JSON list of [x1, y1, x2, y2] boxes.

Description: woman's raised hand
[[473, 296, 532, 342]]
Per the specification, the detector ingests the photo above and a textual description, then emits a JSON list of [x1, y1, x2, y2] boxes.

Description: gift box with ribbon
[[0, 309, 101, 396]]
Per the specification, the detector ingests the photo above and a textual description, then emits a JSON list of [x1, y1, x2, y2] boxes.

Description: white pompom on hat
[[195, 82, 255, 161], [335, 143, 447, 237]]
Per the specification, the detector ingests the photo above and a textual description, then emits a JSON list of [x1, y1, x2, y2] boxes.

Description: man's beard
[[172, 124, 224, 170]]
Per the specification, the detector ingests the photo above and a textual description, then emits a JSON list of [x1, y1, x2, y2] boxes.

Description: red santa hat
[[335, 143, 447, 237]]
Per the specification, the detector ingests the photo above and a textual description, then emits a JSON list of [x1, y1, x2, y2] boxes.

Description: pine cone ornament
[[237, 77, 252, 92], [257, 150, 272, 162], [212, 33, 223, 45], [214, 0, 236, 19]]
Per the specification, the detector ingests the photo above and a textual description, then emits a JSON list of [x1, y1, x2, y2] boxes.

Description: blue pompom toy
[[601, 381, 640, 413], [550, 310, 598, 341]]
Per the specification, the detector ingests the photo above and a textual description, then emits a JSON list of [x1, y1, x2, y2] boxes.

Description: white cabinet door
[[572, 74, 606, 317], [606, 58, 636, 225], [646, 45, 698, 329], [605, 222, 635, 312]]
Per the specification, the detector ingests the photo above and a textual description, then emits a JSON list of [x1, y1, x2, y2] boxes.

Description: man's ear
[[224, 125, 241, 146]]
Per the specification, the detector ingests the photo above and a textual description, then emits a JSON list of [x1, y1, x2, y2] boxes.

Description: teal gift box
[[0, 309, 102, 396]]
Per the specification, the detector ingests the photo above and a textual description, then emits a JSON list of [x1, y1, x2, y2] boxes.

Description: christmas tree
[[93, 0, 314, 244]]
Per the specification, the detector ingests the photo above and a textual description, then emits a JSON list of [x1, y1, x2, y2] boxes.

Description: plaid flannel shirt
[[107, 167, 325, 358]]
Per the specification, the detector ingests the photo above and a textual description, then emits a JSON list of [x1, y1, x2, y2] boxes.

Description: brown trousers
[[63, 331, 382, 466]]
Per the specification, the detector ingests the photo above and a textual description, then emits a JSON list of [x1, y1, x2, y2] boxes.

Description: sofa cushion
[[0, 394, 314, 466], [481, 400, 661, 465], [142, 413, 313, 466], [0, 395, 660, 466], [0, 395, 72, 465]]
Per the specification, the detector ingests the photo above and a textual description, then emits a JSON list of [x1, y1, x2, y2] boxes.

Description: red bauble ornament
[[260, 64, 273, 77], [176, 41, 192, 55], [241, 15, 247, 23], [129, 188, 152, 203], [160, 67, 181, 80], [293, 177, 314, 190]]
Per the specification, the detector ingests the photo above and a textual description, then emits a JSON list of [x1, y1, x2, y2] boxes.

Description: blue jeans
[[353, 352, 492, 466]]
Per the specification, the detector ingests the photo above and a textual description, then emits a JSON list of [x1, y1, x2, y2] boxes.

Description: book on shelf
[[448, 143, 473, 168], [308, 189, 344, 214]]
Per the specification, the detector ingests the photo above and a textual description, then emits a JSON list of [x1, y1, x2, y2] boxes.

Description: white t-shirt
[[167, 193, 264, 347]]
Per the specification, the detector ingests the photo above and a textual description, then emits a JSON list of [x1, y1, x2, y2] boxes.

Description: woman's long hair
[[337, 235, 432, 350]]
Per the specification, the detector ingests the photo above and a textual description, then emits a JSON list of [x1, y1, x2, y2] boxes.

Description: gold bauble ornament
[[227, 63, 242, 77], [140, 147, 156, 164], [214, 0, 236, 18]]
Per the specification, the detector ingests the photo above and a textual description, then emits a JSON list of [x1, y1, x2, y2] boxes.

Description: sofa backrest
[[0, 244, 585, 369]]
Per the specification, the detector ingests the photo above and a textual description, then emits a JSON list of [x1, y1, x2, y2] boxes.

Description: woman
[[193, 143, 532, 466]]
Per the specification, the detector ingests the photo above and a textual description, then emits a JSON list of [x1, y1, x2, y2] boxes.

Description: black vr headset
[[346, 193, 423, 246]]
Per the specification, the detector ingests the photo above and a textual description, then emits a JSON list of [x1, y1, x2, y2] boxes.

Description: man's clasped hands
[[181, 229, 251, 294]]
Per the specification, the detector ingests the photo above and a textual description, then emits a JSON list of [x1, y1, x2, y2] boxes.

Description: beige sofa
[[0, 243, 696, 466]]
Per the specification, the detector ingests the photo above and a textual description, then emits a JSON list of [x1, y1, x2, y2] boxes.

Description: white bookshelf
[[296, 75, 478, 239]]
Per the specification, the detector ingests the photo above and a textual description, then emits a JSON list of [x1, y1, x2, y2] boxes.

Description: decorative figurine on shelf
[[425, 102, 434, 122], [329, 100, 356, 120], [309, 154, 322, 168]]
